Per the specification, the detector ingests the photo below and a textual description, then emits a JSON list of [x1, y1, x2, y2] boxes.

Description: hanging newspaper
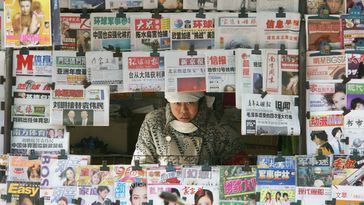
[[11, 125, 69, 156], [235, 49, 263, 109], [256, 12, 300, 49], [52, 51, 86, 85], [164, 51, 206, 92], [76, 165, 114, 186], [0, 155, 8, 183], [344, 110, 364, 155], [216, 0, 246, 11], [4, 0, 52, 47], [340, 12, 364, 50], [215, 13, 257, 49], [257, 155, 296, 186], [170, 13, 215, 50], [50, 85, 110, 126], [307, 0, 346, 14], [69, 0, 105, 9], [60, 13, 91, 52], [12, 98, 50, 126], [306, 50, 346, 80], [332, 185, 364, 203], [123, 51, 165, 92], [262, 49, 299, 95], [346, 81, 364, 110], [241, 94, 300, 135], [332, 155, 364, 186], [40, 154, 90, 188], [295, 187, 332, 205], [182, 166, 220, 186], [8, 156, 40, 182], [305, 15, 341, 51], [76, 185, 115, 205], [346, 53, 364, 79], [106, 0, 143, 9], [307, 82, 346, 112], [91, 12, 134, 52], [86, 51, 123, 93], [130, 13, 171, 51], [7, 182, 40, 205], [183, 0, 217, 10], [255, 185, 296, 205], [41, 186, 77, 205], [205, 49, 235, 92], [219, 166, 257, 204], [296, 155, 332, 187], [256, 0, 299, 12], [143, 0, 183, 9], [306, 111, 345, 155]]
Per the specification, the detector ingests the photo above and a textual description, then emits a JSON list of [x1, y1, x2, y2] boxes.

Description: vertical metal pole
[[4, 48, 13, 154]]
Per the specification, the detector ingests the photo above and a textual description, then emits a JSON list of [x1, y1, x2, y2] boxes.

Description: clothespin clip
[[82, 79, 92, 89], [166, 161, 176, 172], [111, 200, 120, 205], [352, 38, 364, 52], [116, 8, 126, 18], [242, 160, 252, 172], [305, 81, 310, 89], [342, 107, 351, 116], [196, 7, 206, 18], [325, 199, 336, 205], [306, 111, 311, 119], [58, 149, 67, 160], [315, 149, 327, 160], [0, 76, 4, 84], [28, 149, 38, 160], [349, 5, 362, 15], [316, 4, 332, 19], [142, 200, 153, 205], [72, 198, 82, 205], [113, 47, 122, 58], [150, 42, 160, 57], [239, 6, 248, 18], [278, 44, 287, 55], [201, 160, 211, 172], [294, 97, 299, 107], [341, 75, 351, 85], [251, 44, 261, 55], [351, 149, 361, 161], [132, 160, 142, 171], [257, 88, 268, 99], [340, 137, 349, 145], [309, 41, 341, 56], [80, 8, 90, 19], [152, 9, 162, 19], [290, 200, 301, 205], [100, 160, 109, 171], [20, 47, 29, 55], [76, 47, 85, 56], [1, 193, 11, 203], [0, 102, 5, 111], [47, 82, 56, 90], [38, 197, 45, 205], [187, 44, 197, 56], [0, 127, 3, 135], [276, 7, 286, 18], [274, 151, 285, 162]]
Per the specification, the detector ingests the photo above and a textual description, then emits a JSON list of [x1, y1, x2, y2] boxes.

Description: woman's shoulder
[[144, 107, 166, 123]]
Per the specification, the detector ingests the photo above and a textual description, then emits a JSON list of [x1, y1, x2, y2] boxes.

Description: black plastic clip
[[251, 44, 261, 55], [58, 149, 67, 160], [28, 149, 38, 160], [278, 44, 287, 55], [196, 7, 206, 18], [238, 7, 248, 18], [340, 137, 349, 145], [100, 160, 109, 171], [166, 161, 176, 172], [132, 160, 142, 171], [47, 82, 56, 90], [341, 75, 351, 85], [80, 8, 90, 19], [38, 197, 45, 205], [187, 45, 197, 56], [142, 200, 153, 205], [325, 199, 336, 205], [276, 7, 286, 18], [294, 97, 299, 106], [305, 81, 310, 89], [306, 111, 310, 119], [316, 149, 328, 160], [76, 47, 85, 56], [242, 160, 252, 172], [83, 80, 92, 89], [152, 9, 162, 19], [274, 151, 285, 162], [352, 149, 361, 160], [0, 127, 4, 135], [342, 107, 351, 116], [150, 43, 160, 57], [201, 160, 211, 172], [116, 8, 126, 18], [111, 200, 120, 205], [1, 194, 12, 203], [72, 198, 82, 205], [113, 47, 122, 58], [0, 102, 4, 111], [20, 47, 29, 55], [257, 89, 268, 99], [0, 76, 5, 84], [290, 200, 301, 205]]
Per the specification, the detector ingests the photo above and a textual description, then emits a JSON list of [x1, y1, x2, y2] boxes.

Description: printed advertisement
[[41, 187, 77, 205], [8, 156, 41, 182], [123, 51, 165, 92], [256, 185, 295, 205], [52, 51, 86, 85], [346, 81, 364, 110], [346, 53, 364, 79], [77, 185, 115, 205], [50, 85, 110, 126], [106, 0, 143, 9], [307, 82, 346, 111], [332, 155, 364, 186], [182, 166, 220, 186], [4, 0, 52, 47], [60, 13, 91, 52], [86, 51, 123, 93], [296, 155, 332, 187], [256, 0, 299, 12], [76, 165, 114, 186], [69, 0, 105, 9], [295, 187, 332, 205], [307, 0, 346, 14], [306, 50, 346, 80], [216, 0, 246, 11], [183, 0, 217, 10], [13, 51, 53, 77], [344, 110, 364, 155], [241, 94, 300, 135], [7, 182, 40, 205], [164, 51, 206, 92], [341, 14, 364, 50]]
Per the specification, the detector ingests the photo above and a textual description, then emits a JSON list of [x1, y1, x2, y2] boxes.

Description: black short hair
[[351, 98, 364, 110], [282, 193, 288, 198], [310, 130, 328, 142], [331, 127, 342, 137], [97, 186, 110, 194]]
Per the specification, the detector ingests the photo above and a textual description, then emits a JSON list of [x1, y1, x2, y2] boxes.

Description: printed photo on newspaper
[[183, 0, 217, 10]]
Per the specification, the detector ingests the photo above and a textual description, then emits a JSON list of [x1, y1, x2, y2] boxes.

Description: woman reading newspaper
[[132, 92, 245, 165]]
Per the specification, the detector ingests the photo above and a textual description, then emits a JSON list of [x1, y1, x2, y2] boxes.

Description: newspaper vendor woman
[[133, 92, 244, 165]]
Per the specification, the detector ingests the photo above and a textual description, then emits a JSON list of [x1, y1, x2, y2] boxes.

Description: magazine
[[182, 166, 220, 186], [8, 156, 41, 182], [332, 155, 364, 186], [256, 185, 295, 205], [0, 155, 8, 183], [76, 185, 115, 205], [296, 155, 332, 187], [295, 187, 332, 205], [76, 165, 114, 186], [346, 53, 364, 79], [306, 50, 346, 80], [346, 80, 364, 110], [41, 186, 77, 205], [306, 82, 346, 112], [307, 0, 346, 14], [7, 182, 40, 205], [340, 13, 364, 50]]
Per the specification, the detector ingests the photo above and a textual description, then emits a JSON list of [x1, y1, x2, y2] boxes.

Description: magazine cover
[[332, 185, 364, 203], [219, 165, 257, 204], [296, 155, 332, 187], [235, 49, 263, 109], [130, 13, 171, 51], [256, 0, 299, 12], [52, 51, 86, 85], [77, 185, 115, 205], [205, 50, 235, 92], [170, 13, 215, 50], [8, 156, 41, 182], [40, 154, 90, 188], [60, 13, 91, 52], [91, 12, 134, 52], [41, 186, 77, 205], [214, 13, 257, 49], [306, 82, 346, 112], [164, 51, 206, 92], [305, 15, 341, 51], [11, 126, 69, 156], [332, 155, 364, 186], [341, 13, 364, 50], [7, 182, 40, 205], [256, 185, 295, 205], [306, 111, 345, 155], [13, 50, 53, 77], [76, 165, 114, 186], [181, 185, 219, 205], [295, 187, 332, 205], [0, 155, 8, 183], [50, 85, 110, 126], [216, 0, 246, 11], [306, 50, 346, 80], [4, 0, 52, 47], [122, 51, 165, 92], [183, 0, 217, 10], [308, 0, 346, 14], [69, 0, 105, 9], [344, 110, 364, 155], [182, 166, 219, 186], [86, 51, 123, 93], [241, 94, 300, 135], [106, 0, 143, 9], [256, 12, 300, 49], [346, 53, 364, 79], [346, 81, 364, 110]]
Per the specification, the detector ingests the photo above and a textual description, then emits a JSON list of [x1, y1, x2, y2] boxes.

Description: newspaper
[[7, 182, 40, 205], [4, 0, 52, 47], [256, 12, 300, 49], [69, 0, 105, 9], [241, 94, 300, 135], [130, 13, 171, 51], [295, 187, 332, 205], [347, 53, 364, 79], [306, 50, 346, 80], [341, 14, 364, 50], [170, 13, 215, 50], [41, 187, 77, 205], [216, 0, 246, 11], [257, 155, 296, 186], [332, 185, 364, 202], [256, 0, 299, 12], [307, 82, 346, 111], [8, 156, 41, 182], [86, 51, 123, 93], [296, 155, 332, 187], [13, 50, 53, 77], [106, 0, 143, 9], [344, 110, 364, 155], [307, 0, 346, 14], [305, 15, 341, 51], [255, 185, 295, 205], [76, 165, 114, 186], [205, 49, 235, 92], [183, 0, 217, 10], [123, 51, 165, 92], [332, 155, 364, 186], [346, 81, 364, 110], [214, 13, 257, 49], [76, 185, 115, 205], [306, 111, 345, 155], [91, 12, 135, 52], [60, 13, 91, 52], [235, 49, 263, 109], [52, 51, 86, 85], [50, 85, 110, 126], [164, 51, 206, 92], [12, 98, 50, 127], [14, 76, 52, 96]]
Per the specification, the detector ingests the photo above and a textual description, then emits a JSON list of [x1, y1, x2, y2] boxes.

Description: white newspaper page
[[256, 0, 299, 12], [52, 51, 86, 85]]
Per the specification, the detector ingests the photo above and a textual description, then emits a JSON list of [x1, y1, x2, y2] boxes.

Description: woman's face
[[20, 0, 32, 16], [21, 198, 33, 205], [197, 196, 212, 205], [131, 186, 147, 205], [29, 165, 40, 180], [91, 173, 101, 185], [355, 103, 364, 110], [170, 102, 198, 123], [66, 169, 75, 181], [332, 91, 346, 110], [326, 0, 342, 13], [58, 200, 67, 205]]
